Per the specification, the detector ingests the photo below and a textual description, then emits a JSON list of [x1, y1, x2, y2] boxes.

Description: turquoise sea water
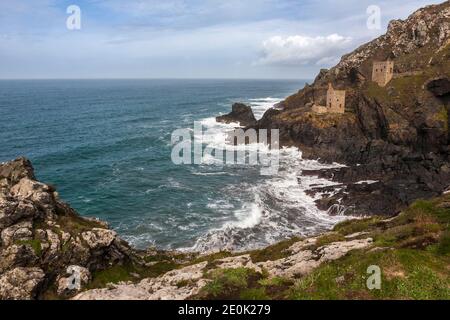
[[0, 79, 348, 251]]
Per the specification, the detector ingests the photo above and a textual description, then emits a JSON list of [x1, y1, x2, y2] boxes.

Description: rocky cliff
[[253, 1, 450, 216], [0, 158, 138, 299]]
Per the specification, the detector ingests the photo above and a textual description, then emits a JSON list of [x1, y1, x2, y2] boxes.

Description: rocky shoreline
[[1, 157, 448, 300], [0, 2, 449, 300], [0, 157, 375, 299]]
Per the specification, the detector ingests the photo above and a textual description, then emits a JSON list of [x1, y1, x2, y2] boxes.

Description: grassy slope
[[196, 194, 450, 300], [78, 194, 449, 300]]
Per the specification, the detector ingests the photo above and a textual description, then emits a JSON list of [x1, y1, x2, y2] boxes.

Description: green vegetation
[[333, 217, 382, 235], [315, 232, 345, 247], [248, 237, 301, 263], [197, 267, 275, 300], [195, 194, 450, 300], [56, 211, 105, 235], [364, 81, 390, 104], [289, 195, 450, 300], [190, 251, 234, 270], [15, 239, 42, 257], [79, 194, 450, 300], [88, 259, 180, 289], [289, 249, 449, 300], [364, 73, 428, 107], [88, 264, 136, 289]]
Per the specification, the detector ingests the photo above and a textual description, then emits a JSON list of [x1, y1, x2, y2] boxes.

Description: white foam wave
[[248, 97, 283, 120], [180, 98, 353, 253]]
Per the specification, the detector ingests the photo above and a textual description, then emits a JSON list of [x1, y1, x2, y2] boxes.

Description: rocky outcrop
[[0, 267, 45, 300], [251, 1, 450, 216], [73, 235, 376, 300], [72, 233, 376, 300], [257, 237, 373, 278], [73, 262, 209, 300], [0, 158, 135, 300], [216, 103, 257, 127]]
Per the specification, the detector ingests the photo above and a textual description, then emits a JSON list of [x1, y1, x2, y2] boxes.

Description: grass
[[87, 260, 180, 289], [364, 73, 429, 108], [190, 251, 234, 270], [196, 266, 294, 300], [333, 217, 382, 235], [248, 237, 301, 263], [55, 209, 105, 235], [15, 239, 43, 257], [193, 195, 450, 300], [288, 249, 450, 300], [63, 194, 450, 300], [88, 264, 136, 289], [287, 195, 450, 300], [197, 268, 266, 300], [315, 232, 346, 247], [437, 230, 450, 255]]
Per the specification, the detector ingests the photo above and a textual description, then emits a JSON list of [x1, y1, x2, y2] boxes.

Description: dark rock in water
[[0, 158, 138, 299], [426, 77, 450, 97], [216, 103, 257, 127]]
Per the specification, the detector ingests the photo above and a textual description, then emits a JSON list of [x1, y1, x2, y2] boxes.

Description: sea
[[0, 79, 349, 252]]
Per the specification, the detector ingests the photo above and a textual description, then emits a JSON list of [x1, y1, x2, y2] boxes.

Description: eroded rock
[[257, 238, 373, 278], [0, 158, 132, 299], [81, 228, 117, 249], [0, 267, 45, 300], [73, 262, 209, 300], [216, 103, 257, 127]]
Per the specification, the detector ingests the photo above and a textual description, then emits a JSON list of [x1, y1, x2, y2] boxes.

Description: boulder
[[73, 262, 209, 300], [0, 196, 36, 230], [1, 220, 33, 247], [81, 228, 117, 249], [0, 267, 45, 300], [0, 244, 38, 273], [216, 103, 257, 127]]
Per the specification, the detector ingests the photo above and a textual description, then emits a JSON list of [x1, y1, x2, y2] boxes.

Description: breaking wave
[[180, 97, 351, 253]]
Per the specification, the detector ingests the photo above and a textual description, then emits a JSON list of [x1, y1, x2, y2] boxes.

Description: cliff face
[[0, 158, 135, 299], [255, 2, 450, 216]]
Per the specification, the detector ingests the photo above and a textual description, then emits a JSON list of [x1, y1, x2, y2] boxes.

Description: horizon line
[[0, 77, 312, 81]]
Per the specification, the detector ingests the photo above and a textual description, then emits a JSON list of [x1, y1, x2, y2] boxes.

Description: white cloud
[[256, 34, 352, 67]]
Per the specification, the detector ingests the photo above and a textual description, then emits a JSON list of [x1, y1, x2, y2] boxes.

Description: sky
[[0, 0, 444, 79]]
